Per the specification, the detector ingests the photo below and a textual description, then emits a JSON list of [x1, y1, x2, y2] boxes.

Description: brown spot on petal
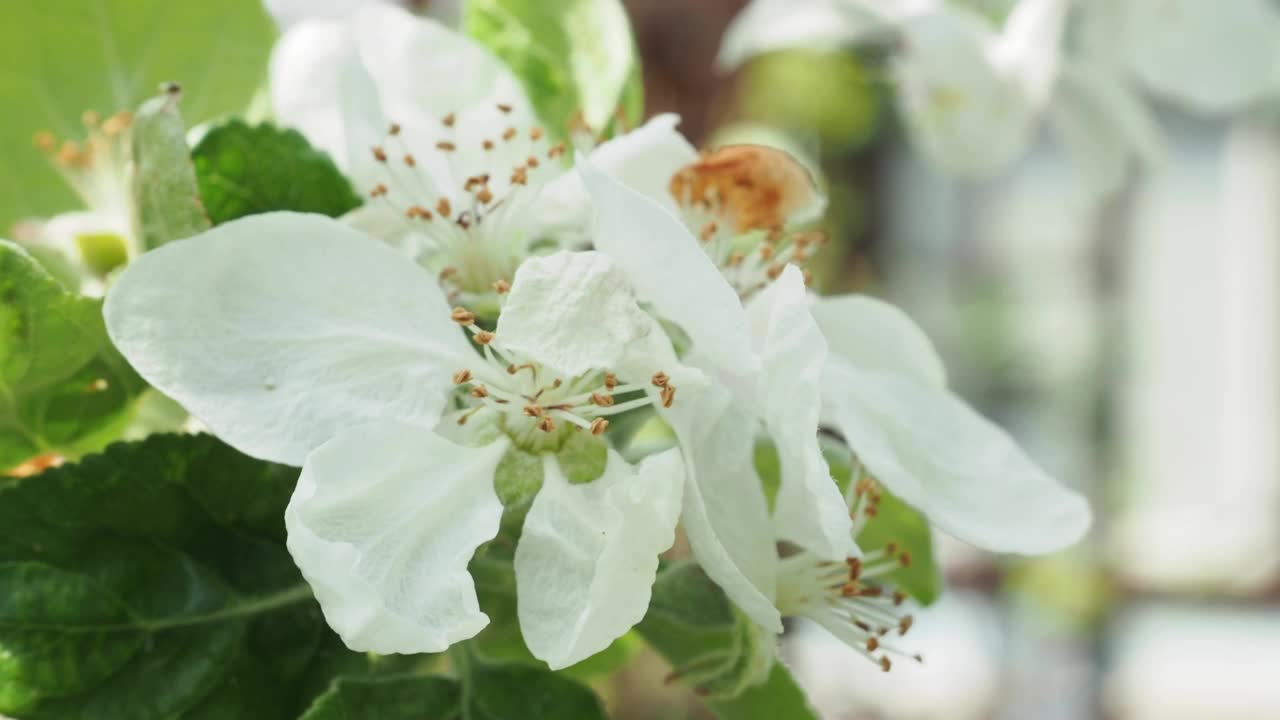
[[669, 145, 819, 233]]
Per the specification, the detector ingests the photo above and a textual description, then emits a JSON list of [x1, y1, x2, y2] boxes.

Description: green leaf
[[468, 662, 607, 720], [131, 87, 211, 248], [638, 563, 818, 720], [300, 675, 462, 720], [191, 121, 363, 225], [0, 434, 373, 718], [0, 0, 276, 230], [464, 0, 643, 138], [0, 241, 144, 469]]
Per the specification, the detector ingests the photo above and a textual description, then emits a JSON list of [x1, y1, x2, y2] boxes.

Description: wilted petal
[[496, 251, 658, 378], [516, 448, 684, 669], [104, 212, 473, 465], [746, 267, 853, 560], [287, 420, 507, 653], [581, 160, 755, 374], [664, 386, 781, 632]]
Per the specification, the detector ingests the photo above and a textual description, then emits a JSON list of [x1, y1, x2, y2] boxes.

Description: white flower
[[717, 0, 1161, 194], [582, 140, 1091, 637], [268, 2, 692, 310], [16, 111, 139, 295], [104, 211, 697, 669], [1082, 0, 1280, 115]]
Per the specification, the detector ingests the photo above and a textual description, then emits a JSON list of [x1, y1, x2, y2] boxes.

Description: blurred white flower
[[104, 212, 696, 669]]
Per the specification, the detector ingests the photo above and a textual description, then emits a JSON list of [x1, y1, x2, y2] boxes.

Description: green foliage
[[0, 241, 143, 469], [191, 121, 363, 225], [464, 0, 644, 139], [638, 562, 820, 720], [738, 49, 882, 151], [132, 88, 211, 248], [0, 434, 370, 718], [300, 675, 462, 720], [0, 0, 276, 230]]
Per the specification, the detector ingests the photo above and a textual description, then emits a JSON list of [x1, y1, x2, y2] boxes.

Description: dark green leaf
[[300, 675, 462, 720], [464, 0, 643, 139], [469, 661, 607, 720], [132, 87, 211, 248], [0, 241, 144, 469], [0, 434, 374, 718], [191, 121, 362, 225], [0, 0, 276, 230]]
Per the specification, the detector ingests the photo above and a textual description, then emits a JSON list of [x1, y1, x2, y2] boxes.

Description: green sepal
[[132, 87, 211, 249]]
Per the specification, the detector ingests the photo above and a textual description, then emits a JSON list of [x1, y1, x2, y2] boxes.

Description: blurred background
[[606, 0, 1280, 718]]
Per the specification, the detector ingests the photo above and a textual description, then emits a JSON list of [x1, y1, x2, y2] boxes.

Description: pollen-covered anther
[[492, 279, 511, 294], [450, 307, 476, 325], [497, 103, 513, 114], [443, 113, 456, 128], [370, 183, 389, 198], [898, 616, 914, 636], [526, 155, 539, 168], [437, 198, 452, 218], [482, 139, 495, 151], [474, 330, 496, 345], [530, 127, 544, 141], [471, 385, 489, 399], [523, 404, 544, 418], [436, 140, 457, 152], [879, 657, 892, 673], [538, 415, 555, 432], [372, 146, 388, 162], [604, 373, 618, 390], [660, 385, 676, 408], [589, 418, 609, 436], [699, 222, 717, 242], [589, 392, 615, 407], [452, 369, 473, 384], [476, 186, 494, 204], [502, 127, 517, 141], [406, 205, 433, 221], [440, 267, 459, 281], [766, 264, 785, 280], [404, 153, 416, 167], [651, 371, 670, 388], [388, 122, 402, 136], [548, 143, 566, 159], [510, 166, 529, 186]]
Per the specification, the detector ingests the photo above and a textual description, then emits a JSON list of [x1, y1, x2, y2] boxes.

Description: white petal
[[264, 0, 394, 28], [988, 0, 1068, 105], [532, 113, 697, 239], [516, 448, 684, 669], [717, 0, 903, 69], [580, 159, 755, 374], [823, 362, 1091, 554], [809, 294, 947, 389], [893, 7, 1038, 176], [1048, 61, 1164, 199], [663, 386, 781, 631], [746, 268, 853, 560], [1118, 0, 1280, 114], [270, 18, 386, 175], [287, 420, 507, 653], [104, 212, 474, 465], [495, 250, 657, 378]]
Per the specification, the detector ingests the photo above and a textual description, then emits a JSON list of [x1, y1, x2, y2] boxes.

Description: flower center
[[364, 104, 568, 306], [668, 145, 826, 299], [447, 307, 676, 453], [776, 479, 922, 672], [35, 109, 135, 220]]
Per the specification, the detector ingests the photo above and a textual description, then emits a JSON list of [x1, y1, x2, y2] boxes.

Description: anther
[[899, 552, 912, 568], [651, 372, 670, 388], [590, 418, 609, 436], [436, 140, 456, 152], [660, 385, 676, 408], [443, 113, 456, 127], [437, 198, 452, 218], [502, 127, 517, 141], [440, 267, 459, 281], [482, 139, 495, 151], [866, 637, 880, 652], [476, 186, 494, 204], [82, 110, 100, 127], [766, 264, 785, 280], [474, 330, 495, 345], [590, 392, 615, 407], [497, 103, 513, 114], [389, 122, 401, 135], [492, 279, 511, 294], [526, 155, 539, 168], [548, 143, 566, 159], [372, 146, 388, 162], [604, 373, 618, 390], [370, 183, 389, 198], [538, 416, 555, 432], [899, 616, 914, 636], [453, 369, 473, 384], [404, 154, 416, 167], [879, 657, 892, 673], [451, 307, 476, 325], [471, 385, 489, 398]]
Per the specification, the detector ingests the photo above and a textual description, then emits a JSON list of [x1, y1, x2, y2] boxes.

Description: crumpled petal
[[662, 385, 781, 632], [104, 211, 473, 465], [814, 296, 1091, 554], [287, 420, 508, 653], [581, 159, 755, 374], [893, 6, 1039, 176], [515, 447, 684, 669], [745, 267, 854, 560], [496, 250, 660, 379]]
